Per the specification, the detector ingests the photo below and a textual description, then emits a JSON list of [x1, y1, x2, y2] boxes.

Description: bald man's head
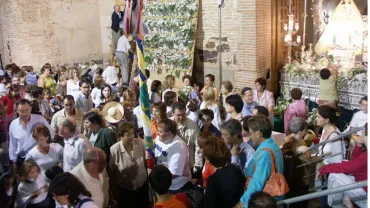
[[61, 117, 76, 133], [83, 147, 106, 173]]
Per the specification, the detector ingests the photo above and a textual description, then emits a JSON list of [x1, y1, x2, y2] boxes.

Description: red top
[[319, 146, 367, 192], [202, 161, 215, 188], [0, 95, 19, 120], [153, 193, 191, 208]]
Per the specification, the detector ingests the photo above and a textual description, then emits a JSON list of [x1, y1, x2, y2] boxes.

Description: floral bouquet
[[178, 86, 193, 103]]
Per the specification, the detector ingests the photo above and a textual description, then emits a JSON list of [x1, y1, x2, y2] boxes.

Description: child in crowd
[[25, 66, 38, 85], [319, 67, 338, 109], [0, 172, 18, 208], [18, 70, 27, 86], [116, 87, 124, 103], [16, 160, 54, 208], [55, 74, 67, 98], [149, 165, 191, 208]]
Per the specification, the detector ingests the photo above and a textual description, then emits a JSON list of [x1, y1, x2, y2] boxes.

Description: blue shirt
[[240, 137, 284, 207], [230, 141, 255, 175], [241, 101, 258, 117], [9, 114, 55, 162]]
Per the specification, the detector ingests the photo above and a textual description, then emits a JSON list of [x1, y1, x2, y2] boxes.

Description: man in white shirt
[[170, 102, 203, 174], [344, 96, 368, 136], [51, 95, 84, 135], [59, 117, 91, 172], [116, 33, 131, 87], [102, 64, 119, 93], [71, 147, 109, 208], [9, 99, 55, 172], [153, 119, 192, 193], [74, 79, 94, 114]]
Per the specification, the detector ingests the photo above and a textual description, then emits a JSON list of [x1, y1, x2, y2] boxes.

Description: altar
[[279, 0, 368, 110], [280, 69, 367, 110]]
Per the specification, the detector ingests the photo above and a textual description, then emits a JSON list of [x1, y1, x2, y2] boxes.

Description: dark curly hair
[[320, 68, 331, 80], [187, 99, 199, 112], [49, 172, 92, 206], [290, 88, 303, 100]]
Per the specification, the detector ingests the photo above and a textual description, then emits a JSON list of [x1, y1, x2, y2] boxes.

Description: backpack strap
[[78, 198, 93, 208]]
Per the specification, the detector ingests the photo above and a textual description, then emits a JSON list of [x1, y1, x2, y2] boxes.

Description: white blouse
[[91, 87, 102, 107], [25, 143, 64, 172], [319, 128, 345, 165], [67, 80, 80, 98]]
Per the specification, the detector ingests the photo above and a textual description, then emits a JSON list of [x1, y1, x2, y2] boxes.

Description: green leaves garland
[[143, 0, 198, 75]]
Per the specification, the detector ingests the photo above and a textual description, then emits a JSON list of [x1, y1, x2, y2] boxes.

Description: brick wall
[[195, 0, 271, 90], [0, 0, 113, 69]]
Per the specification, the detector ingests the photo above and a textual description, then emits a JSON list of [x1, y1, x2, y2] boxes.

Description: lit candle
[[297, 35, 301, 44], [295, 23, 299, 31], [284, 24, 288, 31]]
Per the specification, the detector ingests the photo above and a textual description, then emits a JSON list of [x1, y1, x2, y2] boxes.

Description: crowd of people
[[0, 60, 367, 208]]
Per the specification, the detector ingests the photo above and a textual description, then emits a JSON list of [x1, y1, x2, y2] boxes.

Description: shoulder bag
[[245, 148, 289, 197]]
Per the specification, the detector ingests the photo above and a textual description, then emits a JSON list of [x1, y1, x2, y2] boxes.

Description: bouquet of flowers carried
[[178, 86, 193, 103]]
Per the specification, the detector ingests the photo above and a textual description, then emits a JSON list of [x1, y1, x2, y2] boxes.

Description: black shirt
[[202, 163, 246, 208]]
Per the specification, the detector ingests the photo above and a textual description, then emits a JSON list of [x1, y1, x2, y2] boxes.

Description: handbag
[[245, 148, 289, 197]]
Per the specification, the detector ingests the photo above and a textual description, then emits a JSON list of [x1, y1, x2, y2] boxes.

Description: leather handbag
[[245, 148, 289, 197]]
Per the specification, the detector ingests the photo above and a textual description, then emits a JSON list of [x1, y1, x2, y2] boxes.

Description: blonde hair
[[69, 67, 80, 80], [59, 74, 67, 82], [163, 75, 175, 90], [203, 86, 216, 106]]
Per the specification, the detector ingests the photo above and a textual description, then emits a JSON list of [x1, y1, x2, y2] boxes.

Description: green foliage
[[274, 95, 291, 119], [143, 0, 197, 72]]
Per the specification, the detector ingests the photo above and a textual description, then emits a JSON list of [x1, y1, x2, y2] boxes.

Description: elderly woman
[[38, 64, 56, 95], [202, 136, 245, 208], [26, 125, 63, 172], [284, 88, 307, 135], [253, 77, 275, 124], [182, 75, 200, 100], [282, 117, 313, 208], [84, 111, 117, 164], [240, 115, 284, 207], [66, 67, 80, 98], [109, 122, 148, 208], [151, 102, 167, 140]]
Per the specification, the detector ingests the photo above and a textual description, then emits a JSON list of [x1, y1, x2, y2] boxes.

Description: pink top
[[253, 90, 275, 121], [284, 99, 307, 134]]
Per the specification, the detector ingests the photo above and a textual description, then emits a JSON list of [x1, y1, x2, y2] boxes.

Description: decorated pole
[[136, 36, 155, 169]]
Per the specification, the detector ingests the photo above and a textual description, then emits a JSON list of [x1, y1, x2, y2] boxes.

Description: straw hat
[[101, 102, 124, 124]]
